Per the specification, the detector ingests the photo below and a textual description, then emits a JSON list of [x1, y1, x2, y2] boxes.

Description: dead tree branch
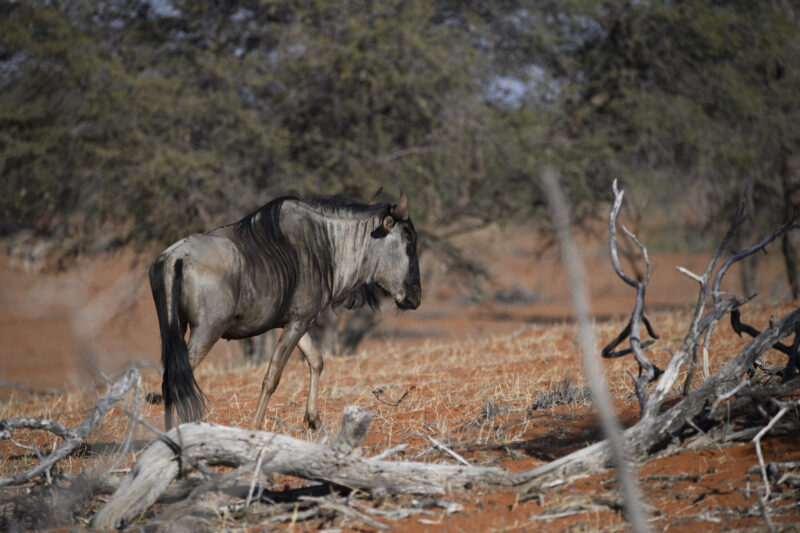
[[517, 306, 800, 489], [698, 216, 800, 385], [711, 374, 800, 413], [0, 363, 140, 488], [752, 401, 793, 500], [605, 179, 661, 413], [515, 192, 800, 490], [648, 206, 798, 418], [731, 310, 800, 381], [653, 205, 746, 410], [92, 406, 512, 530]]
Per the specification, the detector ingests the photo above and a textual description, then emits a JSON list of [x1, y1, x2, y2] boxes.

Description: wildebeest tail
[[149, 256, 205, 429]]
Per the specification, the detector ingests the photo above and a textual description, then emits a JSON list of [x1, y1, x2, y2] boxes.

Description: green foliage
[[1, 1, 289, 251], [531, 0, 800, 238], [2, 0, 798, 259], [0, 0, 540, 253]]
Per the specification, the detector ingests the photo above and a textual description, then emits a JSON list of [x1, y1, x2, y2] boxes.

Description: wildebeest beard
[[334, 282, 385, 311]]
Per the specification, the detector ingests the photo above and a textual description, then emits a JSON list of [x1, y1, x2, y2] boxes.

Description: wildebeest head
[[370, 193, 421, 310]]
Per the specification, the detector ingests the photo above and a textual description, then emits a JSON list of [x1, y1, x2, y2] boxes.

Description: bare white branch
[[676, 266, 703, 284], [603, 179, 660, 413], [753, 406, 788, 500]]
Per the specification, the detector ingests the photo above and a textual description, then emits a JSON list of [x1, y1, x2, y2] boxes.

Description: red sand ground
[[1, 226, 797, 531]]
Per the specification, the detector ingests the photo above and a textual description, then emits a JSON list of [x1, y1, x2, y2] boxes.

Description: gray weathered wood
[[0, 363, 139, 488], [607, 179, 659, 416], [517, 307, 800, 488], [92, 405, 511, 530]]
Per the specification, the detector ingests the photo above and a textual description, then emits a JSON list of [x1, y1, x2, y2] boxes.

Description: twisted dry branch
[[649, 206, 798, 418], [519, 193, 800, 493], [518, 306, 800, 489], [0, 363, 140, 488], [731, 310, 800, 382], [605, 179, 661, 413]]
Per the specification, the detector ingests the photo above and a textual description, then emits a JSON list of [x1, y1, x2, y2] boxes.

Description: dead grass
[[3, 301, 799, 530]]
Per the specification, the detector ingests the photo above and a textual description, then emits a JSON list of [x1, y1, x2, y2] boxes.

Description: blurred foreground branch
[[539, 168, 650, 532]]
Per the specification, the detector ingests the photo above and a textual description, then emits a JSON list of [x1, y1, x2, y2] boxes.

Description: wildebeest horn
[[368, 186, 384, 204], [391, 192, 408, 220]]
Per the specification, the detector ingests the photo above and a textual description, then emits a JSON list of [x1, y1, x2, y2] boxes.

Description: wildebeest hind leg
[[297, 333, 324, 430], [251, 321, 309, 430], [187, 324, 224, 370]]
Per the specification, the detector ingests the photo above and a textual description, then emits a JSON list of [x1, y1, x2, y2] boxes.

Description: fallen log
[[92, 405, 513, 530]]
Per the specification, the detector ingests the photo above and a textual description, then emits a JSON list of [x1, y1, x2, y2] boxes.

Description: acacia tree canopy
[[1, 0, 798, 276]]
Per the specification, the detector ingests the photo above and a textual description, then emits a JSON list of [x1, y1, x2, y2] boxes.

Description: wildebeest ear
[[382, 215, 395, 231], [391, 192, 408, 220], [368, 186, 384, 204]]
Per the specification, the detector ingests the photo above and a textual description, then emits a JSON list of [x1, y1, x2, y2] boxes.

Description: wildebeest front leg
[[251, 321, 309, 430], [297, 333, 324, 430]]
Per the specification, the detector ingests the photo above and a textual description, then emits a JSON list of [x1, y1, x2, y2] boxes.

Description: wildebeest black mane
[[334, 282, 384, 311], [233, 196, 301, 320], [303, 195, 389, 218], [232, 195, 388, 314]]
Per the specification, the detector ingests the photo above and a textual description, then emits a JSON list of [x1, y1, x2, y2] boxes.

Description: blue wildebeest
[[149, 193, 421, 430]]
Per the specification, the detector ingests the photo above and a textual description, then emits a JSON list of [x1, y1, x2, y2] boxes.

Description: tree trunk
[[782, 167, 800, 299], [783, 232, 800, 299]]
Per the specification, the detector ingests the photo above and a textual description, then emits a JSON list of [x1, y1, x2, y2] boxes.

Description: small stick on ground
[[372, 385, 416, 406]]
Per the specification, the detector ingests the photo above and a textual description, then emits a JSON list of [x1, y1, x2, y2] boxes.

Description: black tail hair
[[149, 257, 205, 429]]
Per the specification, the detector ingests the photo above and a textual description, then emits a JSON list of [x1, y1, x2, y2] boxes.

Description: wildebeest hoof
[[145, 392, 164, 405], [305, 414, 322, 430]]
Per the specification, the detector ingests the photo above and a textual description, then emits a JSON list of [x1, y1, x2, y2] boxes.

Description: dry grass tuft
[[530, 377, 592, 410]]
